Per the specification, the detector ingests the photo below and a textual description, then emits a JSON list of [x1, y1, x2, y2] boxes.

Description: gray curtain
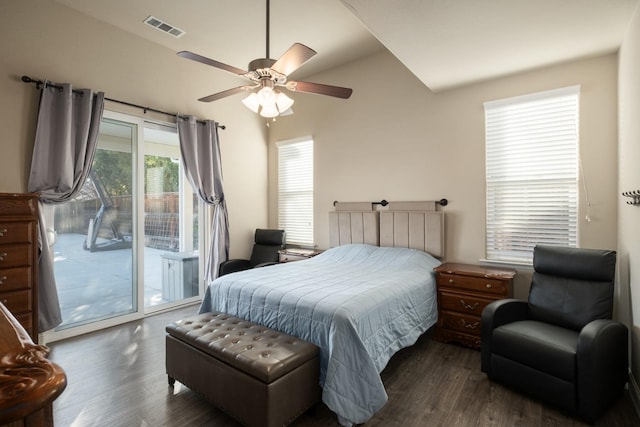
[[177, 116, 229, 284], [27, 81, 105, 332]]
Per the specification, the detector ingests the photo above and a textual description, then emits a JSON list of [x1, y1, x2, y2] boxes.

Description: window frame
[[277, 137, 314, 247], [484, 85, 580, 265]]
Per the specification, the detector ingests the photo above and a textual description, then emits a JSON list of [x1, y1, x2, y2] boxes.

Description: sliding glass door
[[45, 111, 202, 341]]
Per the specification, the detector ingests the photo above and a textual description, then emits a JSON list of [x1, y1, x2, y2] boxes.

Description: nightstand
[[278, 248, 322, 263], [433, 262, 515, 349]]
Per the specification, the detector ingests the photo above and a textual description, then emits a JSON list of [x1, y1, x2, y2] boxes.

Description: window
[[278, 138, 313, 246], [484, 86, 579, 264]]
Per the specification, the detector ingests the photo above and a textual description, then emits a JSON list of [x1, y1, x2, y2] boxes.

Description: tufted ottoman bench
[[165, 311, 321, 427]]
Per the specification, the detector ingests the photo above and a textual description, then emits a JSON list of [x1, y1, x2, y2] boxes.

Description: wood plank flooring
[[47, 305, 639, 427]]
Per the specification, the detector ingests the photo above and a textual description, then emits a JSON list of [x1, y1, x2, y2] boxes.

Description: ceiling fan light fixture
[[275, 91, 294, 112], [179, 0, 351, 119], [257, 85, 276, 105], [260, 102, 279, 118], [241, 93, 261, 113]]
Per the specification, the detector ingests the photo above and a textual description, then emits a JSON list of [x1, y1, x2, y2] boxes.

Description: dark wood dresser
[[433, 262, 515, 349], [0, 193, 39, 342]]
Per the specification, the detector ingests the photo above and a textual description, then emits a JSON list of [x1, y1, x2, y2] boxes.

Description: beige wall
[[618, 2, 640, 412], [269, 50, 618, 300], [0, 0, 269, 259]]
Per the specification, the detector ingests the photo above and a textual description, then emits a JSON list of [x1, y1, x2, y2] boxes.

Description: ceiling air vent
[[144, 15, 185, 38]]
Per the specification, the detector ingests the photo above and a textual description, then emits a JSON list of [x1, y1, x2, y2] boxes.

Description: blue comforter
[[199, 244, 440, 425]]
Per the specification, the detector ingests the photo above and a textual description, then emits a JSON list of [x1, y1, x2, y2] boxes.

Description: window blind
[[277, 138, 313, 246], [484, 86, 579, 264]]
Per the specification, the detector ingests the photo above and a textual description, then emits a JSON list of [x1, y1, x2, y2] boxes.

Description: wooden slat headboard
[[329, 200, 446, 258]]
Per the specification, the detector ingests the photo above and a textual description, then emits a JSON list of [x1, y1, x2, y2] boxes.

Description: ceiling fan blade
[[178, 51, 247, 76], [271, 43, 317, 76], [198, 86, 255, 103], [287, 80, 353, 99]]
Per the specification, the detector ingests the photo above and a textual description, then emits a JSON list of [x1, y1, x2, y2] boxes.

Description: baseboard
[[630, 370, 640, 419]]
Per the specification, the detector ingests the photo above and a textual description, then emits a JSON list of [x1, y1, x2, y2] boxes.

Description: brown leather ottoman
[[165, 311, 320, 427]]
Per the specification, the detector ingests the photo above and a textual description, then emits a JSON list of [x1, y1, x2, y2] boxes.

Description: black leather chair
[[218, 229, 285, 276], [481, 245, 628, 423]]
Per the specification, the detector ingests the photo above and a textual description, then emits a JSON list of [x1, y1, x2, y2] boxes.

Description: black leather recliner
[[481, 245, 628, 423], [218, 229, 285, 276]]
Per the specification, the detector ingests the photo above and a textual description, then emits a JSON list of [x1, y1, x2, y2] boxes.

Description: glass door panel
[[53, 117, 136, 329], [143, 125, 201, 309]]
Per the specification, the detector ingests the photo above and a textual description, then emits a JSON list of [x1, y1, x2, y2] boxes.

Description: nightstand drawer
[[439, 311, 482, 335], [438, 291, 494, 317], [279, 253, 309, 263], [437, 273, 508, 296], [278, 249, 322, 263]]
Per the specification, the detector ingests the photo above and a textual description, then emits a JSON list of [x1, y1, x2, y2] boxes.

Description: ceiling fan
[[177, 0, 353, 118]]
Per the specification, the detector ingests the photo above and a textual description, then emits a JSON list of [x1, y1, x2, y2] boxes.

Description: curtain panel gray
[[27, 82, 105, 332], [177, 116, 229, 284]]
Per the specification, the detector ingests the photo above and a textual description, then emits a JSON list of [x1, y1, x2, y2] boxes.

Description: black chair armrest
[[218, 259, 252, 276], [481, 299, 528, 374], [576, 319, 629, 423]]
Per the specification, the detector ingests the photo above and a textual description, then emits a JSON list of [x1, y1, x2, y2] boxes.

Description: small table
[[0, 303, 67, 426], [278, 248, 322, 263], [433, 262, 516, 349]]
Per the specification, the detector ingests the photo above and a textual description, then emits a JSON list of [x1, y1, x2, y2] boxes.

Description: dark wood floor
[[47, 305, 639, 427]]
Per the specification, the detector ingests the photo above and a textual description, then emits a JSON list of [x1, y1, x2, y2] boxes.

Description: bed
[[198, 201, 445, 425]]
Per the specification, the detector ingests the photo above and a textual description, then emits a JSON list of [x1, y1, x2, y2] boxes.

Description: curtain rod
[[21, 75, 226, 130]]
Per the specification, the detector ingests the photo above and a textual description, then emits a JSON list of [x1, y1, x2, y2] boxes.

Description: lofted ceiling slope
[[56, 0, 638, 92]]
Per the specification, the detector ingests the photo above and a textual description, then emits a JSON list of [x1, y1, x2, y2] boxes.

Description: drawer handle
[[448, 279, 454, 283], [459, 299, 479, 310], [0, 228, 7, 237], [1, 299, 7, 305], [0, 276, 6, 285], [486, 283, 492, 289], [0, 253, 6, 261], [461, 319, 479, 330]]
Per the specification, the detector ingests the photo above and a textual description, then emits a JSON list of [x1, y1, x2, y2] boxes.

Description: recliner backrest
[[249, 229, 285, 266], [528, 245, 616, 331]]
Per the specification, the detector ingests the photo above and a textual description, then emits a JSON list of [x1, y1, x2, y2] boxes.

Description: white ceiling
[[56, 0, 638, 92], [342, 0, 639, 91]]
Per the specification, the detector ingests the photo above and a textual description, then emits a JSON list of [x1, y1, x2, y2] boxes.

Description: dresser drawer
[[0, 243, 33, 268], [0, 289, 32, 314], [439, 310, 482, 336], [0, 196, 37, 217], [437, 273, 509, 296], [438, 290, 495, 317], [0, 221, 34, 244], [0, 266, 32, 291]]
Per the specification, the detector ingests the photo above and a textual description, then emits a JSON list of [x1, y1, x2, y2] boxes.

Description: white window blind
[[278, 138, 313, 246], [484, 86, 579, 264]]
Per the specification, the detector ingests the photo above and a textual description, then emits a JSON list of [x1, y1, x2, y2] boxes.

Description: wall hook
[[622, 190, 640, 205]]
